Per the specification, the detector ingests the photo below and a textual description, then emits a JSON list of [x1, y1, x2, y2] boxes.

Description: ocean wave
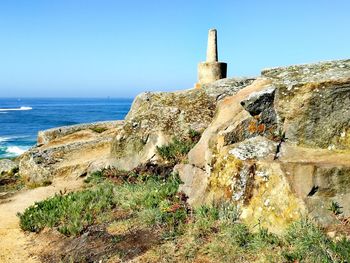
[[0, 136, 12, 143], [0, 106, 32, 111], [6, 146, 28, 155], [0, 135, 31, 143]]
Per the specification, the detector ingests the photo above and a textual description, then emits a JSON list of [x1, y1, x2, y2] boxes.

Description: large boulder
[[19, 121, 123, 182], [176, 59, 350, 233], [111, 78, 255, 170]]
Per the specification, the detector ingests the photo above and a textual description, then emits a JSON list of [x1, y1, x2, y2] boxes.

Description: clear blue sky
[[0, 0, 349, 98]]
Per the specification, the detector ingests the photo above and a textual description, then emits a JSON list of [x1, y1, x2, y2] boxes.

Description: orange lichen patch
[[224, 186, 233, 199], [257, 124, 266, 133], [248, 119, 266, 135], [248, 119, 258, 133], [194, 83, 202, 89]]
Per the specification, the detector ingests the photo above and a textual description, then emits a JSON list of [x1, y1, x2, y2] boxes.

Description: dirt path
[[0, 177, 84, 263]]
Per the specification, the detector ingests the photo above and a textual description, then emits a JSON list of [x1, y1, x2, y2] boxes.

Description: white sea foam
[[0, 106, 32, 111], [6, 146, 28, 155], [0, 136, 12, 142], [0, 135, 31, 143]]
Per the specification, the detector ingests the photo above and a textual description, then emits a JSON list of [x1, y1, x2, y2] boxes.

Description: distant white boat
[[0, 106, 32, 111]]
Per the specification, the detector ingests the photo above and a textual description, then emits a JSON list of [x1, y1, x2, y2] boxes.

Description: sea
[[0, 98, 133, 159]]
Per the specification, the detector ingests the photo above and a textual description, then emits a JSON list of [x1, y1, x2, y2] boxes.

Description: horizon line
[[0, 97, 134, 99]]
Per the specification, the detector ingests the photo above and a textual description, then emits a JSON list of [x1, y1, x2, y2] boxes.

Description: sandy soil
[[0, 177, 84, 263]]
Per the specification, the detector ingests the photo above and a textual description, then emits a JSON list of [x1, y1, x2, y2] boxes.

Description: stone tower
[[196, 29, 227, 88]]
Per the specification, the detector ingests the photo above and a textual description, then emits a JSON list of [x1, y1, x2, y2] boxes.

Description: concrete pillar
[[206, 29, 218, 62], [196, 29, 227, 88]]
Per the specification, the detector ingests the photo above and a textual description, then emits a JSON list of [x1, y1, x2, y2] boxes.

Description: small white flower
[[264, 199, 270, 207]]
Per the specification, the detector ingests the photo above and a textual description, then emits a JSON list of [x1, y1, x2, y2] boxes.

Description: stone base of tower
[[197, 62, 227, 86]]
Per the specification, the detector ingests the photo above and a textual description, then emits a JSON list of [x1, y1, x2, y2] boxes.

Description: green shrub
[[90, 126, 108, 133], [83, 170, 104, 184], [330, 237, 350, 261], [156, 138, 193, 164], [17, 165, 350, 262], [131, 173, 187, 232], [282, 219, 350, 262], [328, 201, 343, 215], [196, 205, 220, 221], [27, 179, 52, 189], [18, 182, 117, 236], [218, 202, 240, 223], [19, 171, 187, 239], [249, 226, 281, 250], [156, 129, 201, 164], [188, 128, 201, 142], [0, 166, 24, 193]]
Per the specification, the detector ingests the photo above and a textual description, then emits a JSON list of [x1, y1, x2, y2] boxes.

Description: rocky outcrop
[[111, 78, 255, 170], [19, 121, 123, 182], [16, 58, 350, 235], [19, 79, 255, 181], [0, 159, 18, 176], [176, 59, 350, 233], [37, 121, 120, 145]]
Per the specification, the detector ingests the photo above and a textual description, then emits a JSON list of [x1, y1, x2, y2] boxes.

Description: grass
[[90, 126, 108, 133], [282, 220, 346, 262], [26, 179, 52, 189], [19, 169, 185, 237], [18, 182, 118, 236], [156, 129, 201, 164], [18, 167, 350, 262], [328, 201, 343, 215], [0, 166, 24, 193], [145, 210, 350, 262]]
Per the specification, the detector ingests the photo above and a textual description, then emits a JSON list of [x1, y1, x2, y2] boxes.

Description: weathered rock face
[[37, 121, 119, 146], [111, 78, 255, 170], [18, 78, 255, 181], [0, 159, 18, 176], [262, 60, 350, 150], [177, 59, 350, 233], [19, 121, 123, 182]]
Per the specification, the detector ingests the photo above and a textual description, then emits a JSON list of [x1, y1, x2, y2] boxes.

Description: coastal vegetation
[[90, 126, 108, 133], [156, 129, 201, 164], [18, 167, 350, 262], [0, 165, 24, 194]]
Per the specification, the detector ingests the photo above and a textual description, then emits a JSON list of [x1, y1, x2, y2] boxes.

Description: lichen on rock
[[177, 59, 350, 233], [19, 121, 123, 183], [15, 58, 350, 235], [111, 78, 256, 170]]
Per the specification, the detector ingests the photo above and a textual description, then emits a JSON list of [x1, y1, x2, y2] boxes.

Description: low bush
[[17, 166, 350, 262], [282, 219, 350, 262], [156, 129, 201, 164], [328, 201, 343, 215], [26, 179, 52, 189], [19, 171, 186, 237], [90, 126, 108, 133], [18, 182, 117, 236], [0, 167, 24, 193]]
